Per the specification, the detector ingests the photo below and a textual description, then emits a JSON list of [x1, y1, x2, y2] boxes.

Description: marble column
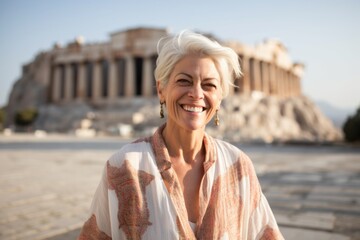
[[277, 66, 282, 96], [261, 62, 270, 95], [283, 71, 288, 97], [268, 64, 275, 95], [125, 55, 135, 97], [52, 65, 61, 102], [251, 59, 261, 92], [142, 56, 154, 97], [241, 56, 251, 94], [280, 69, 285, 97], [283, 69, 286, 97], [108, 59, 118, 100], [289, 73, 295, 97], [286, 71, 291, 97], [288, 72, 292, 97], [92, 60, 101, 101], [274, 66, 280, 96], [65, 63, 73, 101], [77, 62, 86, 99]]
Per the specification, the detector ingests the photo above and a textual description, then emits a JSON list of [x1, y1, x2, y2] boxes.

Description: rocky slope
[[30, 95, 342, 143]]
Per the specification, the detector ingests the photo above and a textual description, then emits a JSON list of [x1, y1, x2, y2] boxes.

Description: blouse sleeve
[[237, 150, 284, 240], [78, 163, 112, 240], [244, 155, 284, 240], [249, 193, 284, 240]]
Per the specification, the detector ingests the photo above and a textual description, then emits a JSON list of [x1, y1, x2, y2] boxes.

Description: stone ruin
[[4, 27, 342, 143]]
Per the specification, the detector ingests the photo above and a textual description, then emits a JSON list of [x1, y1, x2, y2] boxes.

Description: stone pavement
[[242, 144, 360, 240], [0, 134, 359, 240]]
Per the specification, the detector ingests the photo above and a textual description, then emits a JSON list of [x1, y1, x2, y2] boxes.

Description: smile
[[181, 104, 206, 113]]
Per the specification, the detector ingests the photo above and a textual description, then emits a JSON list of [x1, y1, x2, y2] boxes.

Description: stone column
[[142, 56, 154, 97], [279, 68, 285, 97], [261, 62, 270, 95], [268, 64, 275, 95], [289, 73, 295, 97], [283, 71, 288, 97], [285, 71, 289, 97], [77, 62, 86, 99], [286, 71, 291, 97], [270, 65, 276, 95], [274, 66, 280, 97], [251, 59, 261, 92], [52, 65, 61, 102], [92, 60, 101, 101], [287, 71, 292, 97], [65, 63, 73, 101], [282, 69, 287, 98], [241, 56, 251, 94], [276, 66, 281, 96], [125, 55, 135, 97], [108, 59, 117, 100]]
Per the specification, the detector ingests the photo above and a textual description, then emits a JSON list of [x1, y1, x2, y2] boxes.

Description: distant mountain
[[315, 100, 354, 128]]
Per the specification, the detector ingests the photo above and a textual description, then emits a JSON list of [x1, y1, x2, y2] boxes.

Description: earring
[[214, 110, 220, 126], [160, 102, 164, 118]]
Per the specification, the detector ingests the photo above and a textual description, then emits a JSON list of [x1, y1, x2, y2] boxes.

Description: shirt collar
[[150, 124, 216, 174]]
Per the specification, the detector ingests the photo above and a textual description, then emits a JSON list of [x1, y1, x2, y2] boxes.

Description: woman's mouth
[[181, 104, 206, 113]]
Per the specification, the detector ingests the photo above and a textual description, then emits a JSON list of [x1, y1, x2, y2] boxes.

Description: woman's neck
[[162, 123, 205, 164]]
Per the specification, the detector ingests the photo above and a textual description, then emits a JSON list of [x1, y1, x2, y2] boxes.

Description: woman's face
[[158, 55, 222, 131]]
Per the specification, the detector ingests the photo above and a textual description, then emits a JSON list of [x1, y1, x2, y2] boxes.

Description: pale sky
[[1, 0, 359, 111]]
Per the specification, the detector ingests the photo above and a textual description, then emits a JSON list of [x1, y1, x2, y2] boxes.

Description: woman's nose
[[188, 83, 204, 99]]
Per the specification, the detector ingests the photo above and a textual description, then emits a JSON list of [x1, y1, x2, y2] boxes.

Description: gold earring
[[215, 110, 220, 126], [160, 102, 164, 118]]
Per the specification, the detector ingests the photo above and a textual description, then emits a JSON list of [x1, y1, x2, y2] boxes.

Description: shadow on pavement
[[45, 228, 81, 240]]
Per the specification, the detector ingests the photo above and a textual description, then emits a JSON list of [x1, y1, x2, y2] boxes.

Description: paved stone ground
[[0, 134, 359, 240]]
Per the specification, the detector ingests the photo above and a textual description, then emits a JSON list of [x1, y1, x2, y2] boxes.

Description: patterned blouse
[[78, 125, 284, 240]]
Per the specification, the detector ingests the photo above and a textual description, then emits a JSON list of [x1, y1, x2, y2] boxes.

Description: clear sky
[[1, 0, 359, 111]]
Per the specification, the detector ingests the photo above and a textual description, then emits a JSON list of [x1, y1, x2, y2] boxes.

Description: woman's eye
[[177, 79, 191, 85], [203, 83, 217, 89]]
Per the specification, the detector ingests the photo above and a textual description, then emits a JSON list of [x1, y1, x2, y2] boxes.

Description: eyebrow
[[175, 73, 192, 78], [175, 73, 219, 81]]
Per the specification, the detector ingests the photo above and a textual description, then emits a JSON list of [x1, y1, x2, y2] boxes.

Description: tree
[[343, 107, 360, 142], [14, 108, 38, 127], [0, 107, 4, 130]]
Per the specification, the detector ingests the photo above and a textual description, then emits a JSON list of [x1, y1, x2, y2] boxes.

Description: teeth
[[183, 105, 203, 113]]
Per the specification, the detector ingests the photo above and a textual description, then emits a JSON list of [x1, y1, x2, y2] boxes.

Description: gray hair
[[154, 30, 242, 98]]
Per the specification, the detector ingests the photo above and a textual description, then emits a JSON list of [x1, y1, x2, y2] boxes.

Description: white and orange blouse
[[79, 125, 284, 240]]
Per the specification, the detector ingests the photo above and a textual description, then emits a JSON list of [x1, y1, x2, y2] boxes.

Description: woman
[[79, 30, 283, 240]]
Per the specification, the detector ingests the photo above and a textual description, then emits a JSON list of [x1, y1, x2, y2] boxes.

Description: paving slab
[[281, 226, 350, 240]]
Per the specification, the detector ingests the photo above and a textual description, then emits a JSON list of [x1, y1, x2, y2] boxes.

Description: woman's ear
[[217, 100, 222, 110], [156, 81, 164, 102]]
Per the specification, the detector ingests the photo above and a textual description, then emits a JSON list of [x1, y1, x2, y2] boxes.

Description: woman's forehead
[[171, 55, 220, 77]]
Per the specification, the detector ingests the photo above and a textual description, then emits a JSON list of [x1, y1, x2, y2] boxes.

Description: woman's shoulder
[[212, 137, 245, 155], [107, 136, 153, 166], [212, 138, 259, 182], [212, 137, 253, 165]]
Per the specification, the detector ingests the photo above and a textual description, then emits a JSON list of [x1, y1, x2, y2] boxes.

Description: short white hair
[[154, 30, 242, 98]]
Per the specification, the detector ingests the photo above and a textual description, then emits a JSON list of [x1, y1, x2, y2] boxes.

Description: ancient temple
[[33, 27, 304, 105], [6, 26, 305, 131], [49, 28, 164, 104]]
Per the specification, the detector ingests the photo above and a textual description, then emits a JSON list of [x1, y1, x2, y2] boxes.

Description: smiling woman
[[158, 55, 222, 132], [78, 30, 284, 240]]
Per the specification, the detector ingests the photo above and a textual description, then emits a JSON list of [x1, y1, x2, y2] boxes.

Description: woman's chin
[[181, 121, 207, 132]]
